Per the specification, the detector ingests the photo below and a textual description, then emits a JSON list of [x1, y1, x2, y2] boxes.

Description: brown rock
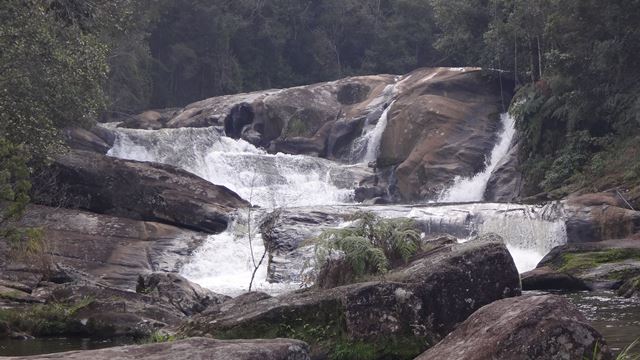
[[378, 68, 513, 200], [415, 295, 612, 360], [181, 239, 520, 359], [1, 204, 208, 290], [32, 150, 249, 234]]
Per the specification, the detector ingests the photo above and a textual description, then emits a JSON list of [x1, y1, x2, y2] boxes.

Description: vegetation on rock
[[315, 211, 421, 286]]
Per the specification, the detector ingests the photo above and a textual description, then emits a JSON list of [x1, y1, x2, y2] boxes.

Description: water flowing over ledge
[[104, 108, 567, 296], [439, 113, 516, 202], [178, 202, 567, 296]]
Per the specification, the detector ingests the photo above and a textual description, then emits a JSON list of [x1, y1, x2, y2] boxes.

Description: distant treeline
[[1, 0, 639, 201]]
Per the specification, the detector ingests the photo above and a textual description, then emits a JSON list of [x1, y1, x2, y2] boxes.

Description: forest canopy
[[1, 0, 639, 200]]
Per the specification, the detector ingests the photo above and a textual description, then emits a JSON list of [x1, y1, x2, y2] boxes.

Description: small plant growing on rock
[[315, 211, 421, 287]]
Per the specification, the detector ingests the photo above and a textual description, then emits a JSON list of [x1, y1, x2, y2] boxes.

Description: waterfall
[[439, 113, 516, 202], [107, 126, 365, 208], [180, 213, 297, 296], [104, 105, 566, 296], [361, 103, 393, 163], [405, 202, 566, 273]]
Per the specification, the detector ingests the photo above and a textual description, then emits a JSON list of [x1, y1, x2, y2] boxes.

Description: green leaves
[[316, 212, 422, 282], [0, 0, 110, 160]]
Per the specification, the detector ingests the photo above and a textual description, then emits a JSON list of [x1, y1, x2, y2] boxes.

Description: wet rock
[[5, 337, 311, 360], [415, 295, 612, 360], [1, 205, 208, 291], [378, 68, 513, 201], [32, 150, 248, 234], [484, 138, 522, 202], [224, 102, 254, 139], [617, 276, 640, 298], [123, 75, 396, 161], [63, 127, 113, 154], [181, 239, 520, 359], [521, 266, 590, 291], [136, 272, 230, 316], [118, 109, 180, 130], [535, 240, 640, 291]]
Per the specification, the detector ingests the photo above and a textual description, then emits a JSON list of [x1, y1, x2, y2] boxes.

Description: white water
[[439, 113, 516, 202], [105, 106, 566, 295], [180, 215, 297, 296], [362, 103, 393, 163], [107, 127, 362, 208]]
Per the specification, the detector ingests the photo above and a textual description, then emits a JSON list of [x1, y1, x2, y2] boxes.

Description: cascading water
[[438, 113, 516, 202], [179, 212, 297, 296], [104, 105, 567, 296], [107, 126, 363, 208]]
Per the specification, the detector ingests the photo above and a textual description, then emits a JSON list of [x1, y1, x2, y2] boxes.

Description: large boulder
[[63, 127, 115, 154], [378, 68, 513, 201], [0, 279, 227, 340], [415, 295, 612, 360], [531, 239, 640, 291], [32, 150, 248, 234], [0, 205, 208, 291], [5, 337, 310, 360], [181, 239, 521, 359], [564, 194, 640, 243], [115, 68, 514, 202]]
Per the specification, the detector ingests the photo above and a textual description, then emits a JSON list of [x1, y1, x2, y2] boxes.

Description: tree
[[0, 1, 109, 160]]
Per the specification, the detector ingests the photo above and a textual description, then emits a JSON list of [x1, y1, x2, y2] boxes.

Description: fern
[[315, 212, 421, 285]]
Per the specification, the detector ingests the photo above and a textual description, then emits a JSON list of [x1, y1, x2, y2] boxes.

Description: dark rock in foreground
[[181, 239, 521, 359], [32, 150, 248, 234], [5, 337, 310, 360], [415, 295, 612, 360]]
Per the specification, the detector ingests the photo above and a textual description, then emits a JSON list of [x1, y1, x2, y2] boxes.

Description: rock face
[[0, 205, 208, 291], [563, 192, 640, 243], [181, 239, 521, 359], [63, 127, 115, 154], [5, 337, 311, 360], [33, 150, 248, 234], [117, 68, 513, 202], [378, 68, 512, 200], [484, 138, 522, 202], [416, 295, 612, 360]]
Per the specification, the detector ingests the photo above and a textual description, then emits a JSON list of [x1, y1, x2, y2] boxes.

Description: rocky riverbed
[[2, 67, 639, 359]]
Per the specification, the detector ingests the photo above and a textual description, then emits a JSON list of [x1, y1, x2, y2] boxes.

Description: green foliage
[[316, 212, 421, 282], [0, 1, 110, 159], [0, 138, 47, 269]]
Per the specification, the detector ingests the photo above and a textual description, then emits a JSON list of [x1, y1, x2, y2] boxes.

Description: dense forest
[[1, 0, 639, 214]]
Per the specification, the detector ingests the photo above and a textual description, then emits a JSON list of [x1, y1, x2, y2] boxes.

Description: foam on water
[[107, 126, 358, 208], [180, 214, 298, 296], [439, 113, 516, 202], [105, 106, 565, 295]]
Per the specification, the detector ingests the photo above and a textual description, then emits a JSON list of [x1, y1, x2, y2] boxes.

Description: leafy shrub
[[315, 212, 421, 285]]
